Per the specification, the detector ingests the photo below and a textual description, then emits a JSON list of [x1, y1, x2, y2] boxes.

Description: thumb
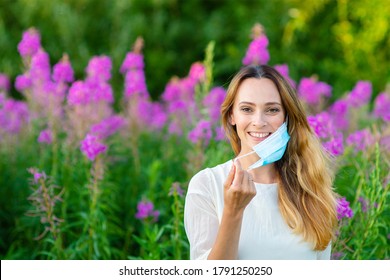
[[224, 160, 236, 190]]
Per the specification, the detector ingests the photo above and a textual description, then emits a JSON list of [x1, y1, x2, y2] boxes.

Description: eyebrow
[[238, 101, 282, 106]]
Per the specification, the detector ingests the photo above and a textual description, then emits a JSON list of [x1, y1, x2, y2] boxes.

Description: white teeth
[[249, 132, 270, 138]]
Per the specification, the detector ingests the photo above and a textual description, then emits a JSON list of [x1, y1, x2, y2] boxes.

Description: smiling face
[[230, 77, 286, 156]]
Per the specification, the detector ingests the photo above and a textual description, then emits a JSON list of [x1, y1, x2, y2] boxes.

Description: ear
[[229, 113, 236, 126]]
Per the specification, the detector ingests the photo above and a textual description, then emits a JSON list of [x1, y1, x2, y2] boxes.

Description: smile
[[248, 132, 271, 138]]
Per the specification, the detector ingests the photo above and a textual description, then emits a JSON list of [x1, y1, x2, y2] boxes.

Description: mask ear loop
[[234, 150, 256, 161]]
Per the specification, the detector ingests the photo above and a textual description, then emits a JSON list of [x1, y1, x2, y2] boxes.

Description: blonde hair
[[221, 65, 338, 250]]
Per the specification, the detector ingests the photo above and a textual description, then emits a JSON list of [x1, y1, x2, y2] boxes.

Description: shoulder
[[188, 160, 232, 195]]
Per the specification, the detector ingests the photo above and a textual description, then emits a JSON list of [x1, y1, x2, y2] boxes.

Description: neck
[[250, 164, 278, 184]]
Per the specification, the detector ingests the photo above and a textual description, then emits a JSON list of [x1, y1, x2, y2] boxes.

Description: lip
[[248, 131, 271, 141]]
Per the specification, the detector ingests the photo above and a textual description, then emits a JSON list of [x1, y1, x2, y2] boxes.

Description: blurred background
[[1, 0, 389, 102]]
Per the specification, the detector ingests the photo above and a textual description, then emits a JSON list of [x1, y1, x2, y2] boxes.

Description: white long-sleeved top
[[184, 160, 331, 260]]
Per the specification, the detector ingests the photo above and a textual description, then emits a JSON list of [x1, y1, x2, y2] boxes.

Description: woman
[[184, 65, 338, 260]]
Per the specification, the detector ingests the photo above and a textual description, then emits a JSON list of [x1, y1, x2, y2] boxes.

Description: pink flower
[[52, 55, 74, 83], [188, 120, 212, 145], [90, 115, 127, 139], [336, 197, 353, 220], [0, 99, 30, 134], [124, 69, 148, 99], [67, 81, 91, 106], [373, 92, 390, 122], [80, 134, 107, 161], [17, 28, 41, 58], [0, 74, 10, 92], [346, 129, 375, 152], [120, 53, 144, 73], [28, 168, 47, 184], [30, 49, 51, 82], [137, 99, 167, 130], [38, 129, 53, 144], [15, 74, 32, 92], [188, 62, 205, 83], [203, 87, 226, 123], [323, 133, 344, 156], [135, 200, 159, 222], [307, 112, 336, 139], [86, 55, 112, 83], [274, 64, 296, 88], [347, 81, 372, 107], [298, 77, 332, 105], [328, 99, 350, 130], [214, 126, 226, 142], [242, 34, 270, 65]]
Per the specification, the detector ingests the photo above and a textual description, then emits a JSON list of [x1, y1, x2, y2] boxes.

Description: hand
[[223, 159, 257, 216]]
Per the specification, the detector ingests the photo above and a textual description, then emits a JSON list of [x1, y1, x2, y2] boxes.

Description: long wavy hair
[[221, 65, 338, 250]]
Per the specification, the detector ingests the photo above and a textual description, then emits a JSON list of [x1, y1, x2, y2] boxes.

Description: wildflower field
[[0, 24, 389, 260]]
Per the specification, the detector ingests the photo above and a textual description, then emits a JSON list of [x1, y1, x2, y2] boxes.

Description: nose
[[252, 112, 267, 127]]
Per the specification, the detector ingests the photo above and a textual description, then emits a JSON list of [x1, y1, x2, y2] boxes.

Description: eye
[[240, 106, 253, 113], [266, 107, 281, 114]]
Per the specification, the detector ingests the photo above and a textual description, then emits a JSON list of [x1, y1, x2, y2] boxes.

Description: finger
[[231, 159, 244, 187], [224, 160, 236, 190]]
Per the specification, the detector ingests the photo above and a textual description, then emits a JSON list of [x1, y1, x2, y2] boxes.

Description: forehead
[[235, 78, 281, 104]]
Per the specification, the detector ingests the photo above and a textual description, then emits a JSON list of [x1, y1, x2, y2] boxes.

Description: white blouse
[[184, 160, 331, 260]]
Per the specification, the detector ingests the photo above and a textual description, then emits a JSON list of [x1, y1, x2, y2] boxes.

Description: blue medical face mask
[[235, 121, 290, 170]]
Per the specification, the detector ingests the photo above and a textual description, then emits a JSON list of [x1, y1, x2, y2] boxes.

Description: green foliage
[[332, 144, 389, 259], [0, 2, 389, 260], [1, 0, 389, 102]]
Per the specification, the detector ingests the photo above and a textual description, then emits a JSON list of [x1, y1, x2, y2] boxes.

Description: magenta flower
[[242, 34, 270, 65], [52, 55, 74, 83], [15, 74, 32, 92], [67, 81, 91, 106], [336, 197, 354, 220], [0, 74, 10, 92], [274, 64, 296, 88], [120, 53, 144, 74], [87, 80, 114, 103], [346, 129, 375, 152], [328, 99, 350, 130], [298, 77, 332, 105], [17, 28, 41, 58], [214, 125, 226, 141], [86, 55, 112, 83], [27, 168, 47, 184], [124, 69, 148, 99], [168, 120, 182, 136], [203, 87, 226, 123], [188, 62, 205, 83], [0, 99, 30, 135], [135, 200, 159, 222], [347, 81, 372, 108], [169, 182, 184, 197], [323, 133, 344, 156], [373, 92, 390, 122], [188, 119, 212, 145], [38, 129, 53, 144], [30, 49, 51, 82], [137, 99, 167, 130], [80, 134, 107, 161], [162, 80, 182, 102], [90, 115, 127, 139], [307, 111, 336, 139]]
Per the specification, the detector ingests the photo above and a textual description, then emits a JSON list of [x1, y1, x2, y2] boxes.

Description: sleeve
[[316, 242, 332, 260], [184, 171, 220, 260]]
